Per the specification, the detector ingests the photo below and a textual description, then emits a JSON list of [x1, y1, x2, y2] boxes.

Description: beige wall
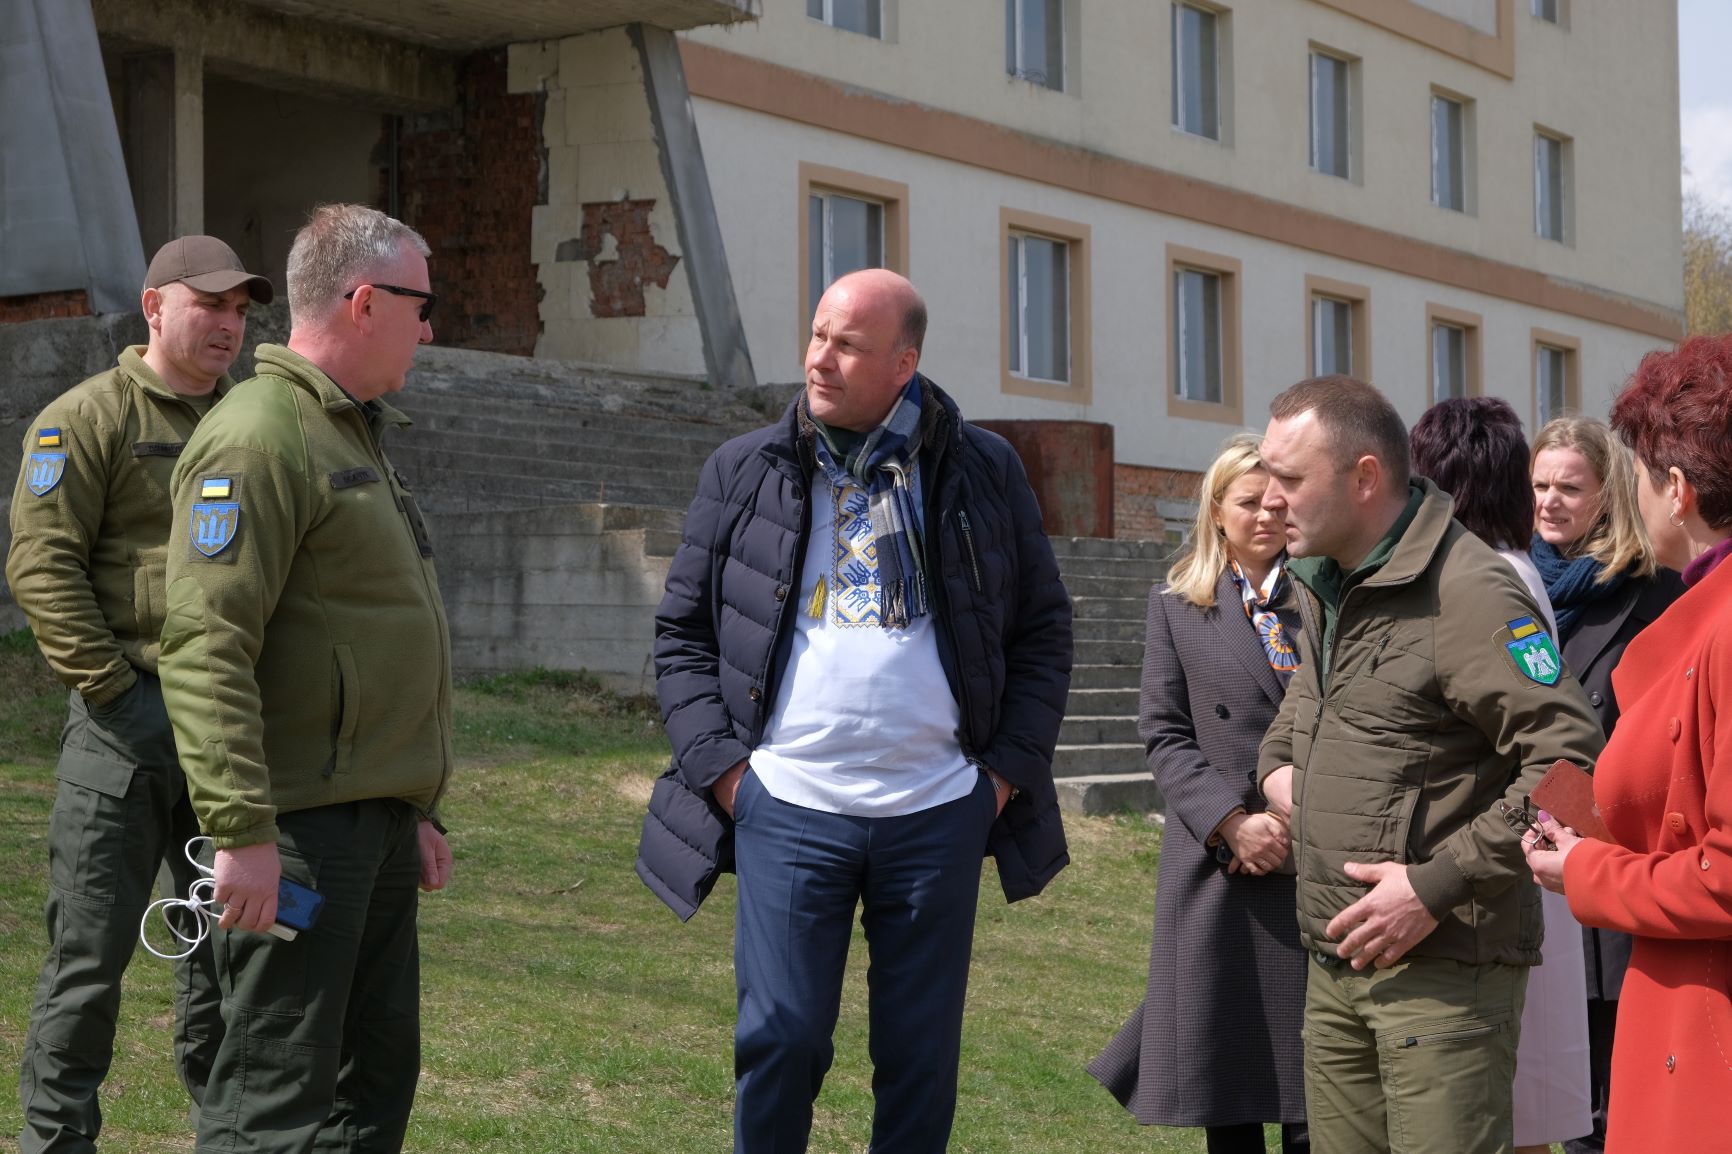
[[509, 29, 707, 375], [695, 99, 1663, 474], [685, 0, 1682, 312]]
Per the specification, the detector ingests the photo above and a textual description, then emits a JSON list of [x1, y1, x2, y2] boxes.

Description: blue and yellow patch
[[189, 499, 239, 557], [1505, 616, 1562, 686], [26, 451, 66, 496], [35, 427, 62, 449], [200, 477, 232, 500]]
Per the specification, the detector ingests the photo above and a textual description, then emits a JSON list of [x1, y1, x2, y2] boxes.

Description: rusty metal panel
[[974, 420, 1114, 540]]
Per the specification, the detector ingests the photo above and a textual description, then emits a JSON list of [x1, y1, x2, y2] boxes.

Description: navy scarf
[[1530, 534, 1626, 639]]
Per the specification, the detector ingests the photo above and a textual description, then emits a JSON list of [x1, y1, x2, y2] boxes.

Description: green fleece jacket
[[1258, 479, 1604, 966], [6, 347, 223, 704], [159, 345, 452, 848]]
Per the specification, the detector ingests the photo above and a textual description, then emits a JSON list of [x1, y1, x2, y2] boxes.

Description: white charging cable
[[140, 836, 220, 961]]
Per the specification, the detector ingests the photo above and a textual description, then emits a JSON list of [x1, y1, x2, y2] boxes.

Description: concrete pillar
[[125, 45, 203, 256], [174, 47, 204, 236]]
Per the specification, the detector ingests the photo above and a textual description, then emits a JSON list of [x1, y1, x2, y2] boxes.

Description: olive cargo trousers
[[19, 675, 224, 1153]]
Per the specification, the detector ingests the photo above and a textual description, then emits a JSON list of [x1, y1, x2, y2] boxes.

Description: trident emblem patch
[[190, 502, 241, 557], [26, 452, 66, 496]]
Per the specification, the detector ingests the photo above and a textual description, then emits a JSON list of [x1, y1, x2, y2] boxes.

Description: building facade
[[0, 0, 1684, 541]]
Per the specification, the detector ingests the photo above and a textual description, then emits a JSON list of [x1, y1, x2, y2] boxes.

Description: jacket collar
[[764, 372, 962, 482], [118, 344, 233, 405], [251, 343, 412, 433]]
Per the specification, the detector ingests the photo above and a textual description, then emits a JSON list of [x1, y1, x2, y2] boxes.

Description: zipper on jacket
[[957, 510, 984, 594]]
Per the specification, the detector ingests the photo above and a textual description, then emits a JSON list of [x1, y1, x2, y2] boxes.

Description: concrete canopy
[[231, 0, 757, 50]]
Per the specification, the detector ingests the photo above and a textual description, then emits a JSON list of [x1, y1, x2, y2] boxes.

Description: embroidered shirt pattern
[[831, 480, 882, 627]]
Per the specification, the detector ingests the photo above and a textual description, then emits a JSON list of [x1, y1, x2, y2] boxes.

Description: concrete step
[[1054, 773, 1164, 816], [1051, 742, 1146, 777], [1069, 663, 1143, 690], [1051, 554, 1172, 580], [1066, 686, 1139, 714], [1069, 595, 1151, 621], [1073, 638, 1143, 667], [1071, 617, 1145, 643], [1061, 572, 1156, 600], [401, 398, 745, 450], [1050, 536, 1175, 562], [1057, 715, 1140, 745], [400, 410, 731, 460], [413, 471, 697, 513], [395, 442, 703, 489]]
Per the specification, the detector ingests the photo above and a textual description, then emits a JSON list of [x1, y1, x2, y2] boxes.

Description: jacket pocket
[[329, 644, 360, 777], [131, 546, 166, 638]]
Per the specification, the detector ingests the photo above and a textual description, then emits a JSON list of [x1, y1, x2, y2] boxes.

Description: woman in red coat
[[1524, 333, 1732, 1152]]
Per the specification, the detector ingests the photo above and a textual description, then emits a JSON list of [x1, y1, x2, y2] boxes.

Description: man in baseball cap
[[8, 234, 270, 1152]]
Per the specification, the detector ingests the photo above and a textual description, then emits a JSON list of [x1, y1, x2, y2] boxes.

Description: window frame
[[1424, 302, 1483, 403], [1530, 0, 1568, 27], [1165, 243, 1242, 424], [797, 164, 909, 362], [1000, 207, 1091, 403], [806, 0, 884, 38], [1534, 126, 1572, 243], [1531, 327, 1581, 426], [1006, 0, 1067, 92], [1430, 88, 1474, 214], [1304, 274, 1371, 380], [1171, 1, 1221, 142], [1308, 46, 1357, 182]]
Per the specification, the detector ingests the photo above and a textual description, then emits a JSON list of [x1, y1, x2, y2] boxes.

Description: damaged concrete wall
[[510, 29, 707, 375]]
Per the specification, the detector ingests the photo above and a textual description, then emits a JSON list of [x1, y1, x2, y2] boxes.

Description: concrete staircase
[[387, 345, 770, 515], [1049, 535, 1176, 816]]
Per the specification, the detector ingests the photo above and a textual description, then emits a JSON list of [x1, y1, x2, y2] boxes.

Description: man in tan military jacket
[[158, 204, 453, 1152], [1255, 375, 1604, 1154], [7, 236, 272, 1153]]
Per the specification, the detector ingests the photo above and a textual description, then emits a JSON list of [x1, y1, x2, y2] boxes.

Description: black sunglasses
[[344, 283, 437, 323]]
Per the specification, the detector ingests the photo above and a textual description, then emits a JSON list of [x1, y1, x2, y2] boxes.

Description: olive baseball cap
[[144, 235, 274, 303]]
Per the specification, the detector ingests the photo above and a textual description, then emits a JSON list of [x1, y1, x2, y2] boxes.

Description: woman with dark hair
[[1410, 396, 1592, 1154], [1090, 433, 1308, 1154], [1529, 417, 1683, 1153], [1524, 333, 1732, 1152]]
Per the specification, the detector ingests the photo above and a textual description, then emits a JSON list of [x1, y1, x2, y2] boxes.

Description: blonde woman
[[1091, 433, 1308, 1154], [1529, 417, 1684, 1154]]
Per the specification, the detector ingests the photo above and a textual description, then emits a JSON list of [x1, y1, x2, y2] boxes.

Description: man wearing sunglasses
[[159, 203, 454, 1152]]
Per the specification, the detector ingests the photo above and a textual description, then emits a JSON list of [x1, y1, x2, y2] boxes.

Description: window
[[1009, 233, 1070, 382], [1532, 329, 1581, 425], [1305, 276, 1369, 379], [807, 0, 882, 36], [1431, 93, 1465, 212], [1174, 267, 1222, 402], [1007, 0, 1065, 90], [797, 165, 907, 358], [1001, 208, 1091, 402], [1426, 303, 1482, 403], [1309, 50, 1352, 179], [1172, 3, 1219, 140], [1166, 244, 1242, 423], [1532, 0, 1559, 22], [1534, 129, 1569, 242]]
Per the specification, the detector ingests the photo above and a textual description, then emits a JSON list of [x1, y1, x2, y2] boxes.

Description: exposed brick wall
[[1115, 463, 1203, 541], [396, 48, 542, 356], [0, 291, 93, 324]]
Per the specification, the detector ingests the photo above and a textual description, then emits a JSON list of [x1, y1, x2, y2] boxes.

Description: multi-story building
[[0, 0, 1684, 539], [674, 0, 1684, 532]]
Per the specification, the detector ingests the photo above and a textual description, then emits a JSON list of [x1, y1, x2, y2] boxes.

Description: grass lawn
[[0, 638, 1261, 1152]]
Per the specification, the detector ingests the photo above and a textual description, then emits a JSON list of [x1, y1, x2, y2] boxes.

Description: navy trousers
[[731, 768, 998, 1154]]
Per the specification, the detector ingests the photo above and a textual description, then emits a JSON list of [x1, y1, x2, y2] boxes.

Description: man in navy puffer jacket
[[636, 269, 1072, 1152]]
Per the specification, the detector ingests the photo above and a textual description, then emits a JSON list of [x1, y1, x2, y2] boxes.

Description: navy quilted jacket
[[635, 377, 1074, 920]]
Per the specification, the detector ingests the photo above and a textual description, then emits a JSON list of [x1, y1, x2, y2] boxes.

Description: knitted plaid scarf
[[809, 374, 929, 628]]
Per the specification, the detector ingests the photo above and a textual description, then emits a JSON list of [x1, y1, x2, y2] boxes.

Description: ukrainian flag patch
[[36, 427, 62, 448], [1504, 616, 1562, 686], [200, 477, 232, 500]]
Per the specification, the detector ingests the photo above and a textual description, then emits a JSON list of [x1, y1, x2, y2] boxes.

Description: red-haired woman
[[1525, 333, 1732, 1152]]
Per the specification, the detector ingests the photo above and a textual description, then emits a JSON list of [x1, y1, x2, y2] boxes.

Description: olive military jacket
[[158, 345, 452, 849], [6, 347, 225, 706], [1258, 479, 1605, 966]]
